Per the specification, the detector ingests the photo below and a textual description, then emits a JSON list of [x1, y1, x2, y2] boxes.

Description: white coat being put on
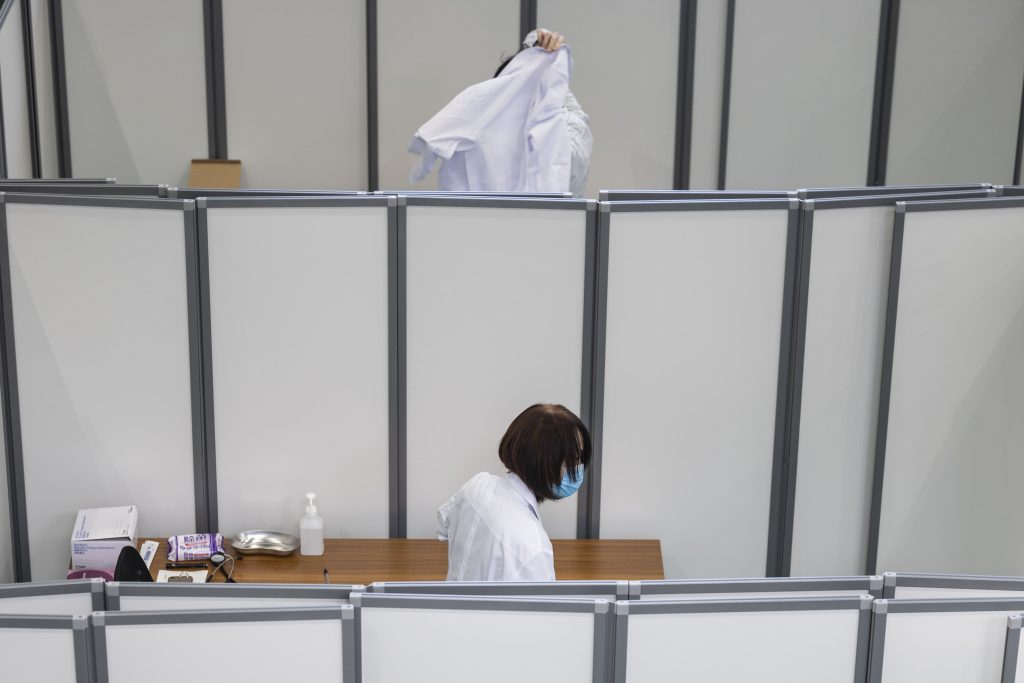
[[409, 46, 580, 195]]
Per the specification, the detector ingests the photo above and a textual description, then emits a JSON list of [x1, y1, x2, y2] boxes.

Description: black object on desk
[[114, 546, 154, 582]]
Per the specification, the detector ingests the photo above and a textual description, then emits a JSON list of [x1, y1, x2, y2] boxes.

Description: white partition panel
[[599, 201, 795, 578], [725, 0, 878, 189], [0, 615, 89, 683], [790, 192, 989, 577], [405, 200, 589, 540], [537, 0, 679, 196], [358, 594, 605, 683], [884, 574, 1024, 601], [874, 199, 1024, 575], [1009, 616, 1024, 683], [108, 582, 358, 611], [787, 200, 892, 577], [222, 0, 367, 189], [0, 579, 103, 615], [202, 199, 390, 538], [29, 0, 58, 177], [377, 0, 518, 190], [94, 607, 352, 683], [0, 0, 33, 178], [4, 197, 199, 580], [868, 599, 1024, 682], [617, 597, 871, 682], [62, 0, 208, 184], [885, 0, 1024, 184]]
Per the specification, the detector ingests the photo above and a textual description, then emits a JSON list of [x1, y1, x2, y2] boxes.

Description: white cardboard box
[[70, 506, 138, 571]]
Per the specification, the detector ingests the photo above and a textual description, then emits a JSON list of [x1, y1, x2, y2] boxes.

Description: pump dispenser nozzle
[[305, 492, 317, 515]]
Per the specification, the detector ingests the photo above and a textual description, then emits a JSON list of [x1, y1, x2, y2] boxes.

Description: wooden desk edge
[[139, 538, 664, 583]]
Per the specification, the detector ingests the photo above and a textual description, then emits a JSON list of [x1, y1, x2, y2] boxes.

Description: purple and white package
[[167, 533, 224, 561]]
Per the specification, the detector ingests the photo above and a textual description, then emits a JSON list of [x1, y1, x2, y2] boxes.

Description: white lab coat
[[436, 472, 555, 582], [409, 47, 573, 194]]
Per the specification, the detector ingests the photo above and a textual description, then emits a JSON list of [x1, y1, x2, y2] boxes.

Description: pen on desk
[[323, 568, 330, 584]]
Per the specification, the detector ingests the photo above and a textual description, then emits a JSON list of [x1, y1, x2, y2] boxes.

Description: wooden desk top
[[144, 538, 663, 585]]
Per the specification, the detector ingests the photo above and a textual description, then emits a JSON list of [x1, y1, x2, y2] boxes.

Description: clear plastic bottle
[[299, 492, 324, 556]]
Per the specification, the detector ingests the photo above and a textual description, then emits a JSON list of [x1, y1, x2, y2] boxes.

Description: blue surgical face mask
[[551, 465, 585, 499]]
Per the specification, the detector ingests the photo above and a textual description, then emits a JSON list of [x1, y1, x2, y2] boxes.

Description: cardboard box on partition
[[188, 159, 242, 188], [70, 505, 138, 571]]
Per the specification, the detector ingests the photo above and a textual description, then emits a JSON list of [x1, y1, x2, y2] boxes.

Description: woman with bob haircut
[[436, 403, 592, 581]]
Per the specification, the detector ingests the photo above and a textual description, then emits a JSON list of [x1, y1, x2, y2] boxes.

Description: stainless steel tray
[[231, 530, 299, 556]]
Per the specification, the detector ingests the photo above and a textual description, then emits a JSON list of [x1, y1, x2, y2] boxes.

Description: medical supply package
[[70, 505, 139, 572], [167, 533, 224, 561]]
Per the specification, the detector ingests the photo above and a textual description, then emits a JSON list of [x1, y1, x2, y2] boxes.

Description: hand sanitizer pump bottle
[[299, 492, 324, 556]]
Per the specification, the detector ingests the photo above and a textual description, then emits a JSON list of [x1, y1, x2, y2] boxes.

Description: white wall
[[221, 0, 367, 189], [688, 0, 728, 189], [62, 0, 208, 184], [724, 0, 878, 189], [537, 0, 680, 196], [0, 0, 33, 178], [886, 0, 1024, 185], [376, 0, 518, 190]]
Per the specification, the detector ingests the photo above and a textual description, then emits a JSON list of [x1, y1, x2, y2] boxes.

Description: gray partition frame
[[18, 0, 40, 178], [0, 578, 105, 610], [90, 606, 355, 683], [48, 0, 70, 175], [782, 189, 995, 575], [865, 196, 1024, 574], [592, 198, 800, 573], [202, 0, 226, 160], [634, 576, 884, 600], [0, 614, 91, 682], [168, 187, 364, 199], [0, 0, 20, 178], [798, 183, 989, 199], [867, 0, 899, 185], [1003, 615, 1021, 683], [599, 190, 796, 201], [369, 580, 628, 600], [0, 183, 166, 195], [352, 592, 610, 683], [881, 573, 1024, 600], [105, 582, 364, 610], [613, 595, 873, 683], [0, 194, 209, 580], [1000, 186, 1024, 197], [867, 598, 1024, 683], [195, 195, 396, 534], [398, 195, 598, 539], [0, 177, 114, 183], [375, 190, 571, 198]]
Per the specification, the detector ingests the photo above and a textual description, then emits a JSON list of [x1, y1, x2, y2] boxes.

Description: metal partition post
[[202, 0, 226, 159], [673, 0, 697, 190], [867, 0, 900, 186], [47, 0, 70, 176], [577, 200, 598, 539], [18, 0, 40, 177], [716, 0, 735, 189], [391, 195, 405, 537]]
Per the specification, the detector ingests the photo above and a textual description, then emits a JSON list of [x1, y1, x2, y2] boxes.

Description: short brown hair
[[498, 404, 592, 503]]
